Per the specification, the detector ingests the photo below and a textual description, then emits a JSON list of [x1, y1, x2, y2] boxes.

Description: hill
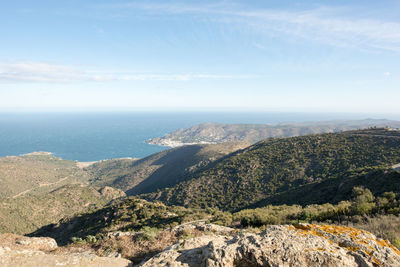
[[248, 167, 400, 207], [29, 191, 400, 264], [29, 197, 215, 245], [146, 119, 400, 147], [0, 153, 126, 234], [0, 152, 90, 198], [0, 184, 125, 234], [86, 141, 250, 195], [142, 128, 400, 211], [18, 128, 400, 265], [0, 142, 247, 235]]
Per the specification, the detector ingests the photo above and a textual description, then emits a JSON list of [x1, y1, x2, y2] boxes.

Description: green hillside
[[30, 186, 400, 254], [0, 184, 125, 234], [0, 152, 127, 235], [248, 167, 400, 208], [0, 152, 90, 198], [30, 197, 215, 245], [87, 141, 250, 195], [142, 128, 400, 211]]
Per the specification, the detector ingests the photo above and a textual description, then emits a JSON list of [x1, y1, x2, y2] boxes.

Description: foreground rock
[[140, 224, 400, 267], [0, 233, 131, 267]]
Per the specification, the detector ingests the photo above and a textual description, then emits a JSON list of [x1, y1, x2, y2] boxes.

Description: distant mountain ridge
[[146, 119, 400, 147]]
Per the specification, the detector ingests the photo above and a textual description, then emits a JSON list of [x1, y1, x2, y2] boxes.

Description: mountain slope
[[87, 141, 250, 195], [0, 152, 126, 234], [248, 167, 400, 207], [0, 152, 90, 198], [29, 197, 214, 245], [142, 128, 400, 211], [0, 184, 125, 234]]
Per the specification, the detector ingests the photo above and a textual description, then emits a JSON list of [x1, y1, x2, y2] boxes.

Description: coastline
[[145, 139, 216, 148]]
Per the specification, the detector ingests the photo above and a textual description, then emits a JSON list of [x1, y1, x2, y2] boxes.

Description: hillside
[[0, 142, 247, 235], [0, 152, 90, 198], [142, 128, 400, 211], [0, 153, 127, 235], [3, 128, 400, 265], [29, 191, 400, 264], [86, 141, 250, 195], [0, 184, 125, 234], [146, 119, 400, 147], [30, 197, 215, 245], [248, 167, 400, 207]]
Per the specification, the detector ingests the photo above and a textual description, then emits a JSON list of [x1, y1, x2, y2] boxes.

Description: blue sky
[[0, 0, 399, 113]]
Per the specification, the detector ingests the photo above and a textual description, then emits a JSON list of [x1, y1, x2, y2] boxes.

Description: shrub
[[137, 226, 159, 241]]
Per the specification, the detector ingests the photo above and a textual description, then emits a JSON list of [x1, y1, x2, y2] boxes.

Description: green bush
[[137, 226, 159, 241]]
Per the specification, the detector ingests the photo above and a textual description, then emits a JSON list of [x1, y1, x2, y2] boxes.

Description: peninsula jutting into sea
[[146, 119, 400, 147]]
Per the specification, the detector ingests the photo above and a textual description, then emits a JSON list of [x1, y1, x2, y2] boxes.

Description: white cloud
[[235, 8, 400, 52], [0, 62, 85, 83], [102, 2, 400, 52], [384, 72, 391, 77], [0, 62, 257, 83]]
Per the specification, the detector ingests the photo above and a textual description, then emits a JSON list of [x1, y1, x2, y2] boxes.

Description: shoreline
[[1, 151, 140, 167], [146, 139, 216, 148]]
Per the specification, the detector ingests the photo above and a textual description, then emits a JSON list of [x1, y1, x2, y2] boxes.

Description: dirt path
[[11, 189, 32, 199], [12, 175, 72, 199], [38, 176, 70, 187]]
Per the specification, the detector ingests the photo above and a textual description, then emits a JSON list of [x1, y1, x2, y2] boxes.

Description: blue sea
[[0, 112, 398, 161]]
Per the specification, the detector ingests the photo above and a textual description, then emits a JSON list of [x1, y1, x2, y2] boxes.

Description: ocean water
[[0, 112, 397, 161]]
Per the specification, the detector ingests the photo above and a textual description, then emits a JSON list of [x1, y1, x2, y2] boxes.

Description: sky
[[0, 0, 399, 113]]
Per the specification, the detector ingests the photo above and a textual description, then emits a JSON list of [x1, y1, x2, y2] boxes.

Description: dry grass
[[95, 231, 177, 264], [340, 215, 400, 248], [74, 228, 205, 265]]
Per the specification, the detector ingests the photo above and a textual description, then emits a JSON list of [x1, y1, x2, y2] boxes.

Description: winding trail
[[11, 175, 72, 199]]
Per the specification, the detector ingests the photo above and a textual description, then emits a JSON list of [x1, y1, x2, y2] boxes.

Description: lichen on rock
[[140, 224, 400, 267]]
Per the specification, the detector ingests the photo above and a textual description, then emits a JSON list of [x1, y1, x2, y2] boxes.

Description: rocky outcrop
[[0, 233, 131, 267], [140, 224, 400, 267], [393, 163, 400, 171], [99, 186, 126, 199]]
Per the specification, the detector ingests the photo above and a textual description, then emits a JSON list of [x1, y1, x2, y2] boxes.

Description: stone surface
[[0, 234, 132, 267], [0, 233, 57, 251], [140, 224, 400, 267]]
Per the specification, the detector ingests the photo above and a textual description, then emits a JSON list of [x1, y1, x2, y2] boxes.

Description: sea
[[0, 111, 398, 162]]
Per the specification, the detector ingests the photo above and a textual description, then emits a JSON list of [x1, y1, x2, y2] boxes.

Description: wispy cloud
[[0, 62, 257, 83], [0, 62, 85, 83], [101, 2, 400, 52]]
